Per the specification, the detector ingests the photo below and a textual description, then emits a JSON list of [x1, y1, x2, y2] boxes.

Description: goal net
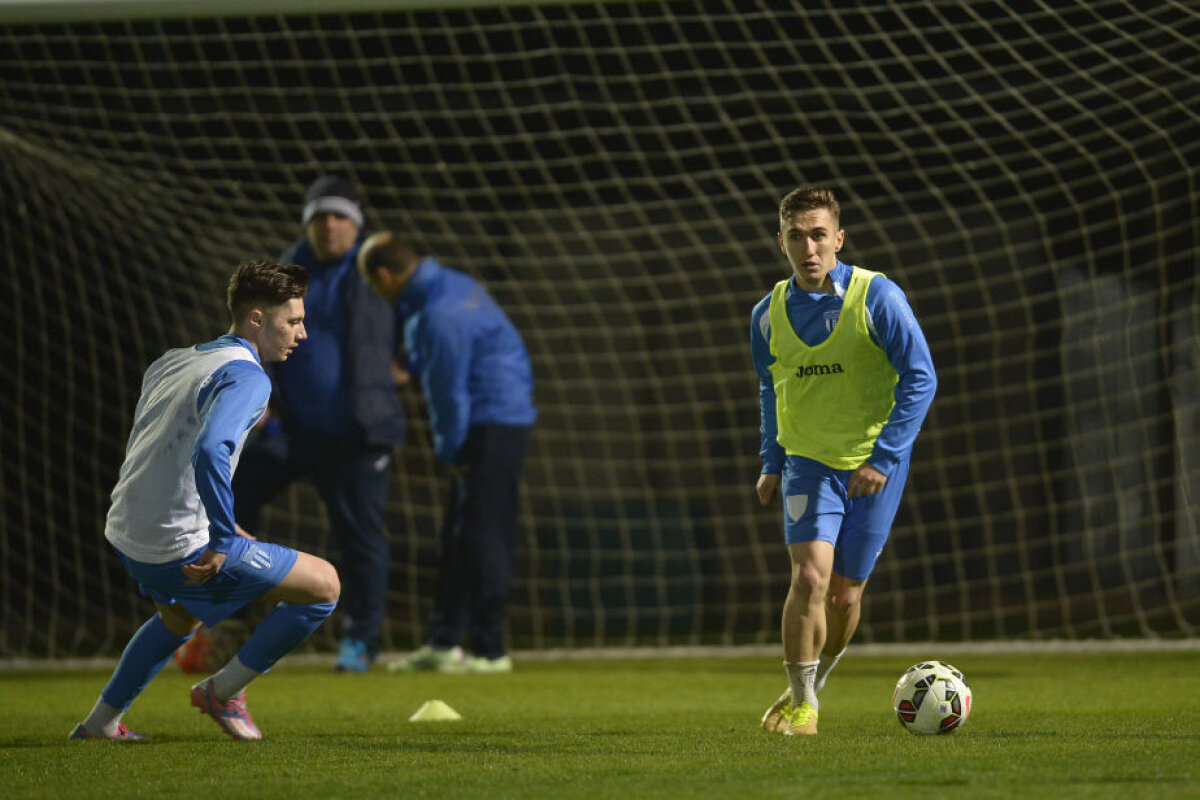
[[2, 0, 1197, 658]]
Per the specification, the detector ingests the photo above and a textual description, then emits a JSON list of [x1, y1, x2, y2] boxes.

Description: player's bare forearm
[[847, 462, 887, 498], [756, 473, 781, 507]]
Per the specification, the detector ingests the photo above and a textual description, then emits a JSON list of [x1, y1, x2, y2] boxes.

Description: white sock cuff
[[210, 655, 262, 701], [783, 659, 820, 668], [83, 699, 123, 737]]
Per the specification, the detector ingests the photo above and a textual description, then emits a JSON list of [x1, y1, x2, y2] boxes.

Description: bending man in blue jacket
[[358, 232, 537, 674]]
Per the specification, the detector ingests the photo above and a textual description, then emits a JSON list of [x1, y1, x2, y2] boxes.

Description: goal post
[[0, 0, 581, 23], [1, 0, 1197, 659]]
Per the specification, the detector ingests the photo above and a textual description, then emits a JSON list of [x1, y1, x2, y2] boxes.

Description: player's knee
[[790, 562, 830, 603], [826, 574, 867, 612], [314, 558, 341, 605], [826, 587, 862, 614]]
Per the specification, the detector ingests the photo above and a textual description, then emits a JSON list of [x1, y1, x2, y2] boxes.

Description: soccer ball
[[892, 660, 972, 735]]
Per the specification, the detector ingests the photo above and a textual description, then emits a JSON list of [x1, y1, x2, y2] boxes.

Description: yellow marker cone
[[408, 699, 462, 722]]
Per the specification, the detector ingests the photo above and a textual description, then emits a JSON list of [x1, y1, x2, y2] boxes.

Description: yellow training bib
[[767, 267, 898, 469]]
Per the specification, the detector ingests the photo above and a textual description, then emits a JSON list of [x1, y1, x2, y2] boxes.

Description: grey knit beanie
[[301, 175, 363, 227]]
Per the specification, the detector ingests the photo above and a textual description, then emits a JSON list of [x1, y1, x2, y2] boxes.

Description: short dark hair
[[779, 186, 841, 228], [226, 258, 308, 317], [359, 233, 428, 275]]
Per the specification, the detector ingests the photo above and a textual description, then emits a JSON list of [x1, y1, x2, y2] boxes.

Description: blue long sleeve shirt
[[397, 258, 537, 465], [192, 336, 271, 554], [750, 261, 937, 477]]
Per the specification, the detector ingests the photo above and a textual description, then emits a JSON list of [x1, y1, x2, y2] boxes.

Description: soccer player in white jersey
[[69, 258, 341, 741], [751, 187, 937, 735]]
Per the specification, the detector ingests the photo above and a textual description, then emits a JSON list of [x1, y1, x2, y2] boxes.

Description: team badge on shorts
[[786, 494, 809, 522], [242, 545, 272, 571]]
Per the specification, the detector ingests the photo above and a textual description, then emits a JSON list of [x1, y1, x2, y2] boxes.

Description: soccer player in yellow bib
[[751, 186, 937, 735]]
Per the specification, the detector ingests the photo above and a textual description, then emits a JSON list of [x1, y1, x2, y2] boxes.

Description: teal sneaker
[[334, 638, 372, 672], [387, 645, 466, 673]]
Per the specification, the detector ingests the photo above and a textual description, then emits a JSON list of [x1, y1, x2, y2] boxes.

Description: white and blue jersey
[[750, 261, 937, 477], [105, 335, 270, 564]]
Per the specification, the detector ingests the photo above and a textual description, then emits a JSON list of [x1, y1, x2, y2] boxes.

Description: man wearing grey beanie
[[233, 175, 405, 673]]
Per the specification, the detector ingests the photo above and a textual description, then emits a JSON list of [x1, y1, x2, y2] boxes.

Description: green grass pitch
[[2, 651, 1196, 799]]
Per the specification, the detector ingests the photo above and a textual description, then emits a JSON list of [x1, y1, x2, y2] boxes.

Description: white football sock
[[82, 698, 124, 737], [209, 656, 262, 701], [815, 648, 845, 694], [784, 660, 819, 710]]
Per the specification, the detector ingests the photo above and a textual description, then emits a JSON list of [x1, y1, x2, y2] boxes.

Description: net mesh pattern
[[1, 0, 1197, 657]]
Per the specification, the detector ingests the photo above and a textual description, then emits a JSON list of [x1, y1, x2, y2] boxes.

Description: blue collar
[[199, 333, 261, 364], [787, 260, 851, 298], [399, 257, 441, 309]]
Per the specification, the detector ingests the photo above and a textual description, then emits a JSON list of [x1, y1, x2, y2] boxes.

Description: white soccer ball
[[892, 660, 972, 735]]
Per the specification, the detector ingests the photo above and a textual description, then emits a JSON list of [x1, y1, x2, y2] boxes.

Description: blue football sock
[[100, 614, 190, 710], [236, 601, 336, 673]]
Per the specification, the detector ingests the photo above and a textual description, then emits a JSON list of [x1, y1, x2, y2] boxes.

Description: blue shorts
[[117, 536, 299, 627], [780, 453, 911, 581]]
